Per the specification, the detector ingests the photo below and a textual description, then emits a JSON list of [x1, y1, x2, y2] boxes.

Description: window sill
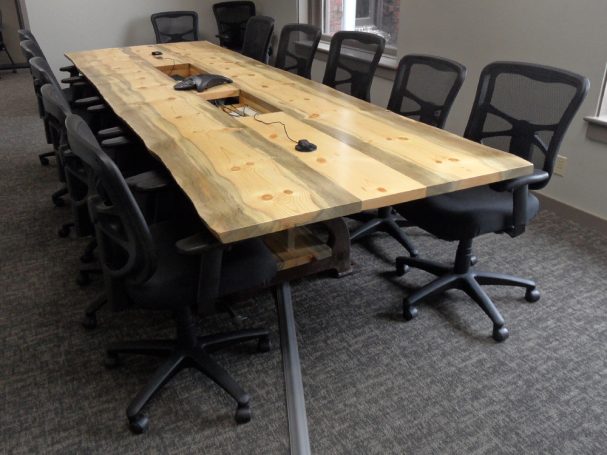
[[584, 116, 607, 144], [314, 40, 398, 80]]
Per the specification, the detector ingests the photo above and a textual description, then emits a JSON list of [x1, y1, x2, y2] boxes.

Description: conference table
[[66, 41, 532, 453]]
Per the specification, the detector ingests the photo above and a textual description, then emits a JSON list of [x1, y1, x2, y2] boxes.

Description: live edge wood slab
[[66, 42, 532, 244]]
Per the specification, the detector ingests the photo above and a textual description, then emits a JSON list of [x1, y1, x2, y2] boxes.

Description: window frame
[[583, 63, 607, 144], [307, 0, 398, 57]]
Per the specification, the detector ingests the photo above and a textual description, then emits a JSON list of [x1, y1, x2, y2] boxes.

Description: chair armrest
[[125, 170, 171, 192], [495, 170, 549, 238], [73, 95, 102, 107], [176, 231, 222, 255], [490, 170, 549, 192], [60, 65, 79, 76], [100, 135, 130, 148], [70, 81, 90, 89], [86, 104, 107, 113], [61, 75, 85, 85], [97, 126, 124, 140]]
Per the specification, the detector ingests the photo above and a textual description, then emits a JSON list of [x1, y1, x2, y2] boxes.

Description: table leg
[[276, 282, 311, 455]]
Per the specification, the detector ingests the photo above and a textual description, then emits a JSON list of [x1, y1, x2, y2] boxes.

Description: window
[[597, 63, 607, 120], [308, 0, 400, 52], [584, 63, 607, 144]]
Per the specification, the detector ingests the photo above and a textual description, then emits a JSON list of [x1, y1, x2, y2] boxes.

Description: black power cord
[[220, 104, 316, 151]]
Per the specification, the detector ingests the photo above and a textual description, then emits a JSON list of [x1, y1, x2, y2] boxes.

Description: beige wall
[[23, 0, 218, 78], [307, 0, 607, 220]]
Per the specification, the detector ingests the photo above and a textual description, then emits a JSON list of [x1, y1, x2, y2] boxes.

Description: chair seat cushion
[[127, 222, 277, 310], [394, 185, 539, 241]]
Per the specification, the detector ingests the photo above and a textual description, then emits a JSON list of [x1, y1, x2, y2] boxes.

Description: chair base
[[106, 307, 270, 433], [350, 206, 418, 256], [396, 238, 540, 342]]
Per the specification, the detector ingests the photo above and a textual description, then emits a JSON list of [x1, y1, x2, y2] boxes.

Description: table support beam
[[276, 281, 311, 455]]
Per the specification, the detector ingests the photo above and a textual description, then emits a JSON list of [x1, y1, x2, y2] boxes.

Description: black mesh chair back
[[29, 56, 61, 92], [241, 16, 274, 63], [18, 28, 37, 43], [42, 84, 93, 236], [322, 31, 385, 102], [275, 23, 321, 79], [19, 38, 44, 61], [464, 62, 589, 189], [151, 11, 199, 44], [66, 114, 156, 284], [27, 55, 58, 118], [40, 82, 69, 149], [388, 54, 466, 128], [213, 1, 255, 50]]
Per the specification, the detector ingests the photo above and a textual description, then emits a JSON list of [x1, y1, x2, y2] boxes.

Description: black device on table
[[173, 74, 233, 93]]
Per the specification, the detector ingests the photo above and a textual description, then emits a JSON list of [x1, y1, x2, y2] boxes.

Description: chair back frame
[[464, 62, 589, 189], [241, 15, 274, 63], [387, 54, 466, 128], [275, 23, 321, 79], [150, 11, 199, 44], [322, 31, 385, 102], [66, 114, 157, 284]]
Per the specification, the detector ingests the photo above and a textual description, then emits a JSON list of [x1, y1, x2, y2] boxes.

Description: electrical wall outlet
[[554, 155, 568, 176]]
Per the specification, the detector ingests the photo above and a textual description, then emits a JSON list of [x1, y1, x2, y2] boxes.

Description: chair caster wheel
[[58, 225, 71, 238], [396, 260, 409, 276], [52, 196, 65, 207], [492, 325, 509, 342], [257, 335, 271, 353], [104, 353, 122, 369], [82, 313, 97, 330], [403, 302, 418, 321], [470, 255, 478, 266], [235, 404, 251, 424], [525, 288, 540, 302], [76, 271, 91, 286], [39, 156, 49, 166], [128, 414, 149, 434]]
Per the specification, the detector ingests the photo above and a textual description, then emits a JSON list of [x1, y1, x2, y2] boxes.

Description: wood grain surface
[[66, 42, 532, 243]]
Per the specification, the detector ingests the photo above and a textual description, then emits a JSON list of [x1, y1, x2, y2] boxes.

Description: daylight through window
[[313, 0, 400, 49]]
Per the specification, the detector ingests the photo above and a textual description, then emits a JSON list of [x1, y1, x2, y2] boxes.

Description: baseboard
[[535, 192, 607, 234]]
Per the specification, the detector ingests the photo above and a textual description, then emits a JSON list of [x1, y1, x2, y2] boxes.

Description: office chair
[[66, 113, 282, 432], [0, 10, 17, 74], [150, 11, 199, 44], [28, 56, 121, 207], [275, 23, 321, 79], [241, 15, 274, 63], [20, 40, 99, 167], [393, 62, 589, 342], [17, 28, 35, 43], [44, 82, 175, 328], [213, 1, 255, 50], [350, 55, 467, 255], [40, 81, 130, 235], [18, 28, 79, 77], [322, 31, 385, 102]]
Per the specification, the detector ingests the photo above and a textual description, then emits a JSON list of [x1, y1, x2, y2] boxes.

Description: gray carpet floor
[[1, 70, 606, 454]]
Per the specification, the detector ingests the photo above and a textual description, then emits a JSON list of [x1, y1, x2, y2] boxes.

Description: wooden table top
[[66, 41, 532, 243]]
